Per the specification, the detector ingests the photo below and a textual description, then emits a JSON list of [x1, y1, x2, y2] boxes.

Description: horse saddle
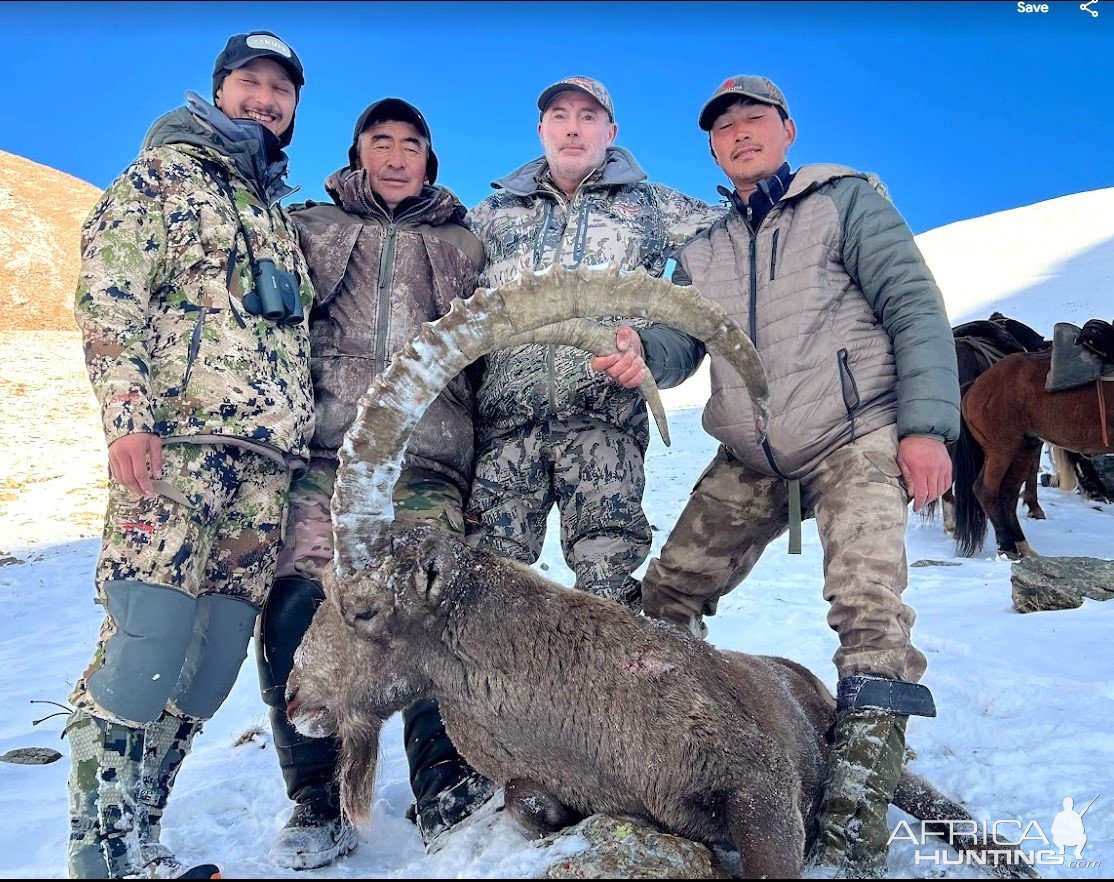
[[1046, 320, 1114, 393]]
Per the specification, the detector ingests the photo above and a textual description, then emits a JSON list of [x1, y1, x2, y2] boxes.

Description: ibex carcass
[[287, 265, 1034, 879]]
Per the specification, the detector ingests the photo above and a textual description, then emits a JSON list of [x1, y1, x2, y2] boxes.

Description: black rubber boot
[[257, 576, 357, 869], [403, 698, 499, 847]]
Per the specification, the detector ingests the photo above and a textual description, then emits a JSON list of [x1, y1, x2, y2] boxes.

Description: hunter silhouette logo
[[1052, 795, 1096, 860]]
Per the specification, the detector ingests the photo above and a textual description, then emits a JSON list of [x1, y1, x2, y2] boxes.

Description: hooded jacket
[[675, 163, 960, 479], [74, 93, 314, 465], [466, 147, 724, 446], [290, 168, 485, 493]]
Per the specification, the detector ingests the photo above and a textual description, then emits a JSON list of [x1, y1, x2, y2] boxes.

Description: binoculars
[[243, 259, 304, 326]]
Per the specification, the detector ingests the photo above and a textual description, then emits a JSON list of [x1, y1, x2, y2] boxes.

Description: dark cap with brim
[[347, 97, 439, 184], [212, 30, 305, 98], [698, 75, 789, 131]]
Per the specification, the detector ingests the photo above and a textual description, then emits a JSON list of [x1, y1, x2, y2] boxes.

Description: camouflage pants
[[642, 426, 927, 682], [70, 442, 289, 720], [275, 457, 465, 580], [465, 415, 651, 607]]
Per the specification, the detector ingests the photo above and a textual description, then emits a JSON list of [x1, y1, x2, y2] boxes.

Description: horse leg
[[1001, 442, 1042, 558], [942, 487, 956, 535], [1022, 443, 1046, 519], [972, 446, 1022, 558], [1050, 444, 1078, 492], [1074, 453, 1112, 503]]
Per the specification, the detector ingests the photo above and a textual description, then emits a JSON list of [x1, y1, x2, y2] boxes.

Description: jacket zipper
[[745, 211, 791, 479], [770, 229, 780, 280], [375, 222, 397, 368]]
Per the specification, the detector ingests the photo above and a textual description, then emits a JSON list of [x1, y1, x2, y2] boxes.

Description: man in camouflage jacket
[[465, 76, 724, 608], [638, 76, 961, 877], [66, 31, 312, 879], [255, 98, 493, 866]]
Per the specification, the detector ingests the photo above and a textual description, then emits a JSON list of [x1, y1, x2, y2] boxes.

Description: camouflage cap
[[698, 75, 789, 131], [537, 76, 615, 122]]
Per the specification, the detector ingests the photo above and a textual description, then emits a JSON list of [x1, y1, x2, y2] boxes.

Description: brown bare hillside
[[0, 149, 102, 330]]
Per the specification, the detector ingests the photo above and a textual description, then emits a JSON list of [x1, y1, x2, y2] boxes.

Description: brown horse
[[953, 349, 1113, 557], [930, 315, 1049, 532]]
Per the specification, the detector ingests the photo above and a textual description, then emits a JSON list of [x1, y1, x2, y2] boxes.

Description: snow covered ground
[[0, 188, 1111, 878]]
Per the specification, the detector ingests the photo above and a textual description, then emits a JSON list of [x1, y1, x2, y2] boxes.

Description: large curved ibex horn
[[502, 318, 671, 447], [331, 262, 769, 580]]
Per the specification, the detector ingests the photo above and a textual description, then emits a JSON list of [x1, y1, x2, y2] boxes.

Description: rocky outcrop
[[540, 815, 724, 879], [1011, 556, 1114, 613]]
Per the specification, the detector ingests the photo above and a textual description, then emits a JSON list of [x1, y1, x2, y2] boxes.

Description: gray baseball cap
[[698, 75, 789, 131], [537, 76, 615, 122]]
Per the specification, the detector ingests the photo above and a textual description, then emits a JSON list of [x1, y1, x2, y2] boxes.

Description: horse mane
[[988, 312, 1049, 352], [952, 320, 1028, 357]]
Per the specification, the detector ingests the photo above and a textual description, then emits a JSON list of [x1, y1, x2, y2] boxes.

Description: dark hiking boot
[[170, 863, 221, 879], [403, 698, 499, 847], [409, 767, 500, 847], [257, 576, 357, 869], [267, 787, 358, 870]]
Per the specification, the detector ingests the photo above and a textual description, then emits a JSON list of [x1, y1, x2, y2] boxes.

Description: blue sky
[[1, 0, 1109, 232]]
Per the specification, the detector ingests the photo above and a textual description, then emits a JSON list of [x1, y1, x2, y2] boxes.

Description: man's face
[[709, 100, 797, 192], [215, 57, 297, 139], [357, 120, 428, 210], [538, 91, 617, 187]]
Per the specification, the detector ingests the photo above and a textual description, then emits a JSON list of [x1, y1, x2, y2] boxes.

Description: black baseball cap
[[347, 97, 439, 184], [212, 30, 305, 98]]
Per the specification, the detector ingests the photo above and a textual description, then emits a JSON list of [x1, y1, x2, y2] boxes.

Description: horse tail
[[952, 415, 988, 557], [1050, 444, 1078, 492]]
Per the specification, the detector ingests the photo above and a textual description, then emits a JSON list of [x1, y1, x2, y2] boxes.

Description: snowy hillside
[[919, 187, 1114, 334], [1, 188, 1111, 879]]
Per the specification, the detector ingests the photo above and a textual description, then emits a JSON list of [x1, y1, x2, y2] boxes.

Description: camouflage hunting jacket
[[675, 164, 960, 479], [74, 97, 315, 466], [290, 168, 485, 495], [466, 147, 724, 446]]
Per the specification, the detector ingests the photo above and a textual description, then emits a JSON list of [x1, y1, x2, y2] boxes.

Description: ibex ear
[[406, 526, 457, 612]]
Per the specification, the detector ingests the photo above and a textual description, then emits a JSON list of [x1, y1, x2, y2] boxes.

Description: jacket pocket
[[837, 348, 861, 423], [306, 224, 362, 309], [770, 229, 780, 280], [182, 312, 206, 392]]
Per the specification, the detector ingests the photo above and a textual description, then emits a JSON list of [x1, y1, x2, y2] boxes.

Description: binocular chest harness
[[207, 162, 304, 326]]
